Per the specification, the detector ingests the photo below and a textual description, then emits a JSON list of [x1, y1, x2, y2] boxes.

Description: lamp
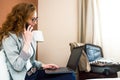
[[32, 30, 44, 60], [32, 30, 44, 42]]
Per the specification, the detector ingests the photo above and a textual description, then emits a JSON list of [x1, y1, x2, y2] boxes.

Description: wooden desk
[[86, 78, 120, 80], [78, 71, 117, 80]]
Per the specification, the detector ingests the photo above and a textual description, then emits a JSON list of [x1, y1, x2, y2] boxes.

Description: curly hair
[[0, 3, 36, 45]]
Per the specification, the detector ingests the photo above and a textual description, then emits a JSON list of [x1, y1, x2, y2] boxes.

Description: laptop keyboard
[[45, 67, 74, 74]]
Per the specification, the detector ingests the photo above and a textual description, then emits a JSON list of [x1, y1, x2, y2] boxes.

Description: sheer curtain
[[98, 0, 120, 61]]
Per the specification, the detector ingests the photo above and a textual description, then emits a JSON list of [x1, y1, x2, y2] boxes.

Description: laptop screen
[[67, 46, 82, 71]]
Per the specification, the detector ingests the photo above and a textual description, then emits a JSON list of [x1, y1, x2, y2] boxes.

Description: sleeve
[[30, 39, 43, 69], [2, 36, 31, 72]]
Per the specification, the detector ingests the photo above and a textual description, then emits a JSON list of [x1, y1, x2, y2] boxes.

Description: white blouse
[[26, 44, 34, 71]]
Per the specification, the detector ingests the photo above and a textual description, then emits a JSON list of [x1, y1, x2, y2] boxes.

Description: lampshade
[[32, 30, 44, 42]]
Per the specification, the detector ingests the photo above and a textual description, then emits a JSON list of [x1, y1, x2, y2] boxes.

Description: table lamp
[[32, 30, 44, 60], [32, 30, 44, 42]]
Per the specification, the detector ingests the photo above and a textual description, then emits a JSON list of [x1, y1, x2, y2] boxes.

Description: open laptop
[[45, 46, 82, 74]]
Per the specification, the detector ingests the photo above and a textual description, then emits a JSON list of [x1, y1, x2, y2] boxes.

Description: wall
[[38, 0, 78, 66], [0, 0, 38, 28]]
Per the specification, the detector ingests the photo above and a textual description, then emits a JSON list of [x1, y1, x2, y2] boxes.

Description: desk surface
[[86, 78, 120, 80]]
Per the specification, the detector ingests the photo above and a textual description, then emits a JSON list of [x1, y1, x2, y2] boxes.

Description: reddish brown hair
[[0, 3, 36, 45]]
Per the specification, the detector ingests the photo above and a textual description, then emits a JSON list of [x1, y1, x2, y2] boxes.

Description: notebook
[[45, 47, 82, 74]]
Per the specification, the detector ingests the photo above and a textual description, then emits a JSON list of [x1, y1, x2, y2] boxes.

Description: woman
[[0, 3, 76, 80]]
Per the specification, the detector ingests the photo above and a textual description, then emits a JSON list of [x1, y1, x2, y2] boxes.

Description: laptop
[[45, 46, 82, 74]]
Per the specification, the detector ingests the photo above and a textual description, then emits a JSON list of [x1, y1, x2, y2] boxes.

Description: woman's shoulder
[[5, 32, 17, 41], [3, 32, 21, 43], [9, 32, 18, 38]]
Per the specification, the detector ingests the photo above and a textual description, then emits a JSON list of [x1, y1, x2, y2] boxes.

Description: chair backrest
[[84, 44, 103, 62], [0, 49, 10, 80]]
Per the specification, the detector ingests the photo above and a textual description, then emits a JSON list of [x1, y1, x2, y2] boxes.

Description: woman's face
[[27, 10, 38, 27]]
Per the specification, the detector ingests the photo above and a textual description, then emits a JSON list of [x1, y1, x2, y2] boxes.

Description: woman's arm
[[2, 34, 31, 71]]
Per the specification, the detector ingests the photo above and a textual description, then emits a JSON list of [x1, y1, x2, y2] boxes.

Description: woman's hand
[[42, 64, 59, 70], [22, 25, 33, 53], [23, 25, 33, 44]]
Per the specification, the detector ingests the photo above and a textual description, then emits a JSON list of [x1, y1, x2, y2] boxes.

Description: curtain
[[78, 0, 94, 43], [98, 0, 120, 61], [78, 0, 102, 46]]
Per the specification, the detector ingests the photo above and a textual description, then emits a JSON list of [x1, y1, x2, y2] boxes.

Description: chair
[[0, 49, 10, 80]]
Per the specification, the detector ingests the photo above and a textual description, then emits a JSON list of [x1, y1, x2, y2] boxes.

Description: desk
[[86, 78, 120, 80], [78, 71, 117, 80]]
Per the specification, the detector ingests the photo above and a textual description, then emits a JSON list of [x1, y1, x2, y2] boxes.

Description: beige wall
[[38, 0, 78, 66]]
